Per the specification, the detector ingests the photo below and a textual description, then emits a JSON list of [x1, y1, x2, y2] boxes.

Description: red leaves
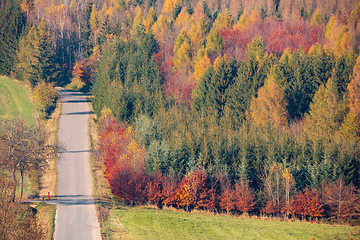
[[146, 171, 165, 206], [220, 20, 324, 62], [290, 188, 324, 217], [99, 121, 148, 204], [234, 181, 256, 213]]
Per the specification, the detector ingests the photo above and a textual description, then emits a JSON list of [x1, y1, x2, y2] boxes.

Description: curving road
[[54, 88, 101, 240]]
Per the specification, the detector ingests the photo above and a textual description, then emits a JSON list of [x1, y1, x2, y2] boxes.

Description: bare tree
[[0, 118, 58, 201]]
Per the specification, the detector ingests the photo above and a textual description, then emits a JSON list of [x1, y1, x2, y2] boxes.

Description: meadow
[[101, 205, 360, 240], [0, 76, 37, 126]]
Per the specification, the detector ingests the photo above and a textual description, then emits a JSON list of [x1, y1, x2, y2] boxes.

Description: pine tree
[[227, 38, 273, 124]]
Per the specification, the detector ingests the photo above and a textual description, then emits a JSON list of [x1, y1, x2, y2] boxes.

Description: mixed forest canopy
[[2, 0, 360, 220]]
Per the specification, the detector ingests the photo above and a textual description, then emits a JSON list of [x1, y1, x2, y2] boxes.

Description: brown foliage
[[322, 179, 360, 219], [0, 176, 45, 239]]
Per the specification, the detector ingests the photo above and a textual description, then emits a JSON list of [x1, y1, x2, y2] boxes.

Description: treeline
[[98, 112, 359, 221]]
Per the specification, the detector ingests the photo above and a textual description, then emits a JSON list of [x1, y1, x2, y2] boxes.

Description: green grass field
[[0, 76, 37, 126], [102, 205, 360, 240]]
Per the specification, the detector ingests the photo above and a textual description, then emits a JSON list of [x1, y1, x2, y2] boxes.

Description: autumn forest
[[2, 0, 360, 223]]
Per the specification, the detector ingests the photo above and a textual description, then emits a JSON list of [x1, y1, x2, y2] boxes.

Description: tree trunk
[[11, 167, 17, 202], [20, 170, 24, 200]]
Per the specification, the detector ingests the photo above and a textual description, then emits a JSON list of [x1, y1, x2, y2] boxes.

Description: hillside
[[0, 76, 37, 126], [1, 0, 360, 232]]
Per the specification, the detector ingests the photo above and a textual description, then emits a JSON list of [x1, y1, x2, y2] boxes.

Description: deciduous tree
[[0, 118, 57, 201]]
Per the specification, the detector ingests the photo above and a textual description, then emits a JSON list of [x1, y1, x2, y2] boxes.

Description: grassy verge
[[38, 98, 61, 200], [35, 202, 56, 239]]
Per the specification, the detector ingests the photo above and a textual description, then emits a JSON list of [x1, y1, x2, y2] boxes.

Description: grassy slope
[[105, 206, 360, 240], [0, 76, 36, 126], [35, 202, 56, 239]]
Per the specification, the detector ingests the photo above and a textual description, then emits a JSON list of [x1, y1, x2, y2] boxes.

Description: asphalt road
[[54, 88, 101, 240]]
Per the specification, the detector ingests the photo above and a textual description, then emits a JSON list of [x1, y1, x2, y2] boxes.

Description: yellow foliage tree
[[304, 78, 347, 141], [163, 0, 182, 15], [325, 15, 336, 41], [311, 9, 323, 26], [234, 13, 250, 31], [189, 18, 207, 50], [282, 168, 295, 216], [193, 48, 211, 80], [151, 15, 170, 43], [339, 110, 360, 141], [174, 9, 194, 32], [173, 29, 192, 70], [33, 82, 58, 115], [125, 140, 146, 171], [335, 26, 351, 54], [132, 6, 145, 33], [348, 56, 360, 116], [145, 7, 157, 33], [212, 11, 232, 31], [249, 76, 288, 128]]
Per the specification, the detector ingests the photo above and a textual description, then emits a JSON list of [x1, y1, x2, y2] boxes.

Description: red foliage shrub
[[162, 174, 180, 208], [98, 120, 148, 204], [290, 188, 323, 218], [219, 189, 235, 213], [146, 171, 165, 207], [234, 180, 256, 213]]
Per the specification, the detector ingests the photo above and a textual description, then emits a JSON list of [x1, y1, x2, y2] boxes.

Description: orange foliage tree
[[98, 119, 148, 204], [290, 188, 323, 218]]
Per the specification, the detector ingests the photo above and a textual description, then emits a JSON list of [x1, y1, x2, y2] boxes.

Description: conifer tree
[[15, 20, 61, 87], [348, 56, 360, 117], [249, 76, 288, 128], [227, 37, 272, 124], [145, 7, 157, 33], [332, 51, 357, 97], [173, 29, 192, 70], [205, 29, 223, 58], [0, 0, 26, 75], [304, 78, 347, 141], [192, 55, 237, 117]]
